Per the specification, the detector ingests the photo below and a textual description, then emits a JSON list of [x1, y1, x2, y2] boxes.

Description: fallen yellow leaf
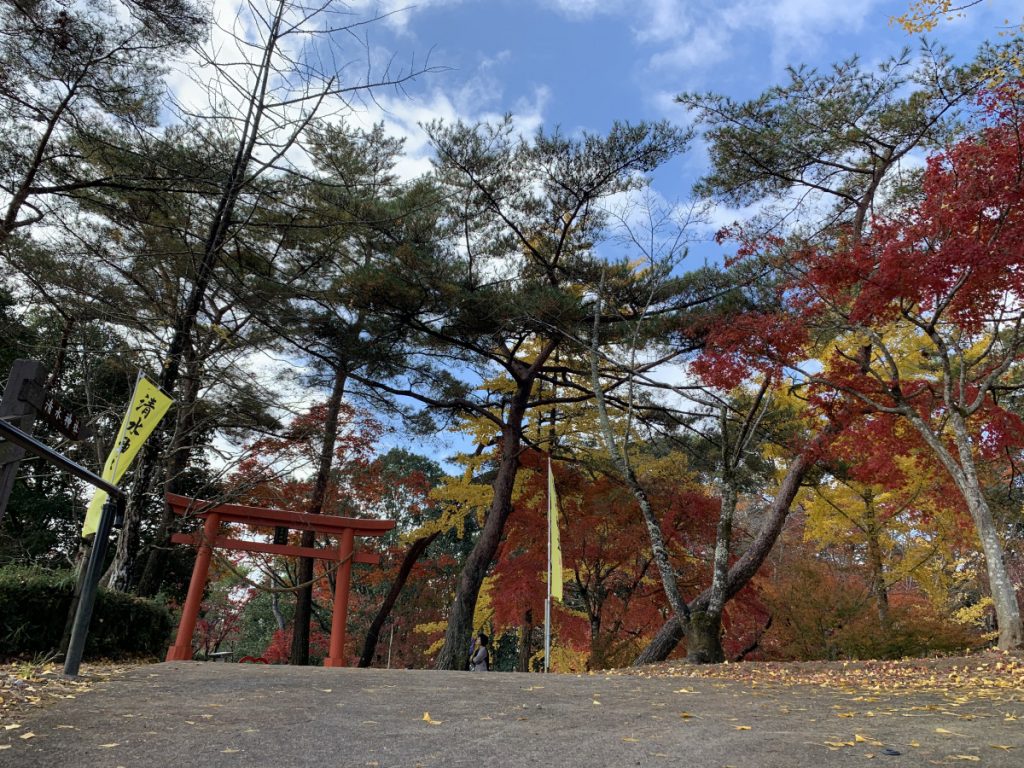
[[98, 743, 119, 748], [421, 712, 442, 725], [622, 737, 639, 743], [855, 734, 884, 746], [678, 712, 694, 719], [2, 725, 20, 731], [0, 745, 10, 751], [734, 726, 751, 731], [949, 756, 980, 762], [222, 748, 239, 753], [990, 745, 1014, 750], [19, 733, 34, 740]]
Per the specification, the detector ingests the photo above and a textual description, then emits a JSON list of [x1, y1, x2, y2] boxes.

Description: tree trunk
[[291, 368, 347, 665], [588, 614, 604, 670], [357, 531, 439, 667], [517, 609, 534, 672], [686, 610, 724, 664], [271, 591, 287, 631], [0, 87, 76, 240], [964, 489, 1022, 649], [905, 409, 1023, 650], [588, 289, 691, 637], [133, 5, 289, 596], [633, 446, 815, 665], [862, 497, 890, 631], [134, 346, 202, 596], [434, 384, 530, 670], [694, 478, 737, 664]]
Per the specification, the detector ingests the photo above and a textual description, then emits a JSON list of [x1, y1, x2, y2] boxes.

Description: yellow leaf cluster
[[413, 621, 447, 658], [952, 596, 995, 630], [892, 1, 971, 33], [891, 2, 1023, 83]]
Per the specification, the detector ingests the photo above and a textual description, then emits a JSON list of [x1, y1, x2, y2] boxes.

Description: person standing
[[469, 633, 489, 671]]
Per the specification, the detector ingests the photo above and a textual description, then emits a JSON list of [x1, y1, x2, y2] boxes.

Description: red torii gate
[[164, 493, 395, 667]]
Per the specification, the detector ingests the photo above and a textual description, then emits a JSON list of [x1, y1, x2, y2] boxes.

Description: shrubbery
[[757, 557, 986, 661], [0, 566, 172, 660]]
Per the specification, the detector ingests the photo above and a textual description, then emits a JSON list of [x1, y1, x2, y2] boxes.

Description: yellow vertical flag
[[548, 459, 563, 602], [81, 373, 173, 538]]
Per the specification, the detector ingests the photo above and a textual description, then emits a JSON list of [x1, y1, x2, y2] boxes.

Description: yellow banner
[[81, 374, 173, 538], [548, 460, 563, 602]]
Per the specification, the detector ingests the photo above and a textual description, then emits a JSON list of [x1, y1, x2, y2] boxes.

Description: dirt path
[[1, 653, 1022, 767]]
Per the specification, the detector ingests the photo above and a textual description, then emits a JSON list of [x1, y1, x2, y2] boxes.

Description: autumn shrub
[[758, 557, 983, 661], [0, 565, 172, 660], [262, 626, 331, 664]]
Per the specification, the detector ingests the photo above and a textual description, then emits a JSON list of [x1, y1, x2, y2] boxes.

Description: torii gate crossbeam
[[164, 493, 395, 667]]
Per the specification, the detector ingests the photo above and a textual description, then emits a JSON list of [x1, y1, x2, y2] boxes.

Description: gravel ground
[[0, 652, 1021, 768]]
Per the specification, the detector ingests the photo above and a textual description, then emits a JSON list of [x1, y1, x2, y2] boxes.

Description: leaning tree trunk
[[291, 368, 347, 666], [588, 290, 692, 639], [948, 423, 1022, 649], [960, 488, 1022, 649], [905, 409, 1023, 650], [633, 446, 815, 665], [434, 385, 530, 670], [358, 531, 439, 667], [949, 417, 1022, 650]]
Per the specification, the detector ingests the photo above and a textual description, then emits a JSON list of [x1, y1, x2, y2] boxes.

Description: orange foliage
[[491, 451, 721, 669], [757, 539, 984, 661]]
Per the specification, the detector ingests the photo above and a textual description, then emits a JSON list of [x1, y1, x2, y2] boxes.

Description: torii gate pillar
[[164, 494, 394, 666]]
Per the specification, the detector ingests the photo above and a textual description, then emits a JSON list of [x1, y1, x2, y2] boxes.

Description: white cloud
[[538, 0, 626, 20], [341, 76, 551, 182], [626, 0, 881, 77], [344, 0, 469, 33], [630, 0, 692, 44], [648, 22, 731, 72], [760, 0, 879, 70]]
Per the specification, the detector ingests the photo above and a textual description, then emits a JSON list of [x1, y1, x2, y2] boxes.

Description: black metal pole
[[63, 497, 121, 677], [0, 417, 126, 677], [0, 418, 121, 498]]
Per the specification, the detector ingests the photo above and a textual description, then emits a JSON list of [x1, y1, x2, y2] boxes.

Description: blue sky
[[332, 1, 1009, 463], [344, 0, 1008, 201], [194, 1, 1010, 468]]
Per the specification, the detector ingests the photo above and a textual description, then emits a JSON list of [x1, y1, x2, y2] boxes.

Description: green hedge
[[0, 566, 172, 660]]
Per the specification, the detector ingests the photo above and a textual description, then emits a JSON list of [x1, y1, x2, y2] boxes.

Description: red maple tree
[[701, 84, 1024, 649]]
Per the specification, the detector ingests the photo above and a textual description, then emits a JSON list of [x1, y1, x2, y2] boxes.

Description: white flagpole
[[545, 456, 552, 673]]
